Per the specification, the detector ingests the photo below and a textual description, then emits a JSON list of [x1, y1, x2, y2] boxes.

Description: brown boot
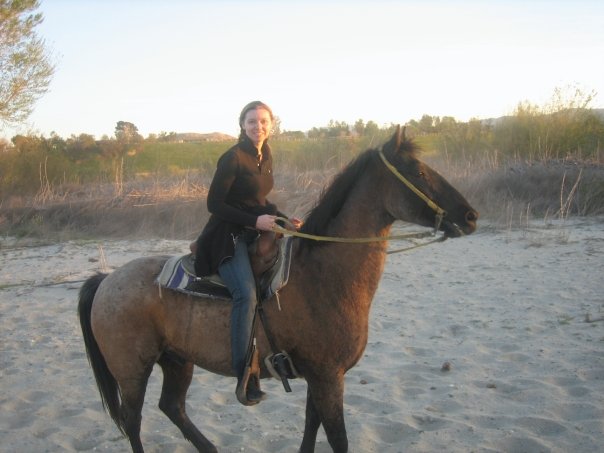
[[246, 375, 267, 403], [236, 344, 266, 406], [236, 372, 266, 406]]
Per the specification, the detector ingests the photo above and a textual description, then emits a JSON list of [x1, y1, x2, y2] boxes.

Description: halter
[[271, 149, 449, 253], [377, 149, 447, 230]]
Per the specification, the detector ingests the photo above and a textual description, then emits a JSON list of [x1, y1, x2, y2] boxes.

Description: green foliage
[[308, 120, 352, 139], [274, 133, 395, 172], [0, 0, 55, 125], [405, 87, 604, 163], [1, 87, 602, 211], [0, 135, 71, 195], [491, 95, 604, 161], [130, 141, 229, 176], [275, 138, 353, 170], [115, 121, 142, 143]]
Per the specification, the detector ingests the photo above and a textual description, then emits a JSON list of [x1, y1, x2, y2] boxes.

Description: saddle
[[156, 232, 299, 401], [156, 232, 293, 302]]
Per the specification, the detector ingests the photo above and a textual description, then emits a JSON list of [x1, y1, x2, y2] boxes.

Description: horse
[[78, 126, 478, 452]]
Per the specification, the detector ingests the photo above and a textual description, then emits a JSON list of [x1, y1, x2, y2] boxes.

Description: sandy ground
[[1, 218, 603, 453]]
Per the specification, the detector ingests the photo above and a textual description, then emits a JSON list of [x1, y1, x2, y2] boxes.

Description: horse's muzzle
[[441, 210, 478, 238]]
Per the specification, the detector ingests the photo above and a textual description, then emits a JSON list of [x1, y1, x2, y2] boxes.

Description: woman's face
[[242, 107, 273, 146]]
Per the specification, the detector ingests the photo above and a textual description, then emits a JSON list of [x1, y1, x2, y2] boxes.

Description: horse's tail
[[78, 273, 125, 436]]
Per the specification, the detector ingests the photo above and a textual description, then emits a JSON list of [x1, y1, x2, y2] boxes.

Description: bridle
[[377, 149, 447, 231], [271, 149, 451, 253]]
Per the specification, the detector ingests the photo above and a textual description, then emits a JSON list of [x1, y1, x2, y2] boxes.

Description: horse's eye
[[418, 171, 425, 177]]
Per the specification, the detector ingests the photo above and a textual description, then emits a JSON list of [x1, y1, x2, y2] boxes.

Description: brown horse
[[78, 127, 478, 452]]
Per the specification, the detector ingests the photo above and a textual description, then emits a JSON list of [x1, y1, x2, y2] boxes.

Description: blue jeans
[[218, 237, 257, 377]]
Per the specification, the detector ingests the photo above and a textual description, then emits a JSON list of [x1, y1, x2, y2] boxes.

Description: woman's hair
[[238, 100, 274, 142]]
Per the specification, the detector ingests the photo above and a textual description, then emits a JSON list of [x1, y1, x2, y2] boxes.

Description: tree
[[115, 121, 142, 143], [65, 133, 97, 161], [0, 0, 55, 126], [11, 132, 43, 152], [111, 121, 142, 196], [354, 119, 365, 136], [418, 114, 436, 134], [364, 120, 379, 137], [327, 120, 350, 137], [272, 115, 282, 136]]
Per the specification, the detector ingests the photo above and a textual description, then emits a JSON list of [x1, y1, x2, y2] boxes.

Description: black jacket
[[194, 136, 282, 276]]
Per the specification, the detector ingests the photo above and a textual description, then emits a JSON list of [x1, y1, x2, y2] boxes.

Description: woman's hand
[[289, 217, 303, 230], [256, 214, 277, 232], [256, 215, 303, 232]]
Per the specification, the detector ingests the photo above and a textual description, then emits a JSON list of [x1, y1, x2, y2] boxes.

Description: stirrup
[[236, 340, 265, 406], [236, 366, 266, 406], [264, 351, 300, 393]]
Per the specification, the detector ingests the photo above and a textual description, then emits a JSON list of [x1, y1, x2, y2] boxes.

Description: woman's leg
[[218, 238, 264, 403]]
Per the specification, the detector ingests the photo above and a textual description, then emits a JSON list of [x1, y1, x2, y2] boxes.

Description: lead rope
[[271, 220, 435, 244], [271, 220, 443, 255], [270, 149, 449, 255]]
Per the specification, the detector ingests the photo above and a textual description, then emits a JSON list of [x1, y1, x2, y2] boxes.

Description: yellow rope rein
[[270, 150, 450, 254], [272, 220, 434, 243], [272, 220, 445, 254], [377, 150, 447, 219]]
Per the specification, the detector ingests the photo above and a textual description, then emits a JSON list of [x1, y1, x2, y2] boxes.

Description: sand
[[1, 217, 603, 452]]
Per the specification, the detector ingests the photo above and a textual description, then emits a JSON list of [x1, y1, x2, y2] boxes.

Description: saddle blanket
[[155, 237, 293, 302]]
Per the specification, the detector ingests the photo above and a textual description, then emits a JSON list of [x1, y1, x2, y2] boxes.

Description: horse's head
[[380, 126, 478, 238]]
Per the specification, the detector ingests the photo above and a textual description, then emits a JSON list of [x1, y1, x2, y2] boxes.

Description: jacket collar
[[239, 135, 271, 159]]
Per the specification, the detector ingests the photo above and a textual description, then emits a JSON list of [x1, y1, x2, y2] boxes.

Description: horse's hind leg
[[118, 365, 153, 453], [158, 354, 217, 453]]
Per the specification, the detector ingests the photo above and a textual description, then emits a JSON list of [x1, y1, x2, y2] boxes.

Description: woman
[[193, 101, 301, 405]]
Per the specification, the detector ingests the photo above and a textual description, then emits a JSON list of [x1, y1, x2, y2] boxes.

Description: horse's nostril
[[466, 210, 478, 222]]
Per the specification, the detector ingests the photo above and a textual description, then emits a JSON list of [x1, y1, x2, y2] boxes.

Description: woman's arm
[[207, 151, 257, 227]]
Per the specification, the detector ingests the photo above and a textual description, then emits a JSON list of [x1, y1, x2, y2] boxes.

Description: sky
[[3, 0, 604, 139]]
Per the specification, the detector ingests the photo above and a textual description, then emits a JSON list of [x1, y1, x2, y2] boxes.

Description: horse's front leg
[[300, 386, 321, 452], [300, 372, 348, 453]]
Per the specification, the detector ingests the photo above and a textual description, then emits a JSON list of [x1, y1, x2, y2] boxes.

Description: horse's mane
[[298, 148, 378, 251], [297, 139, 420, 252]]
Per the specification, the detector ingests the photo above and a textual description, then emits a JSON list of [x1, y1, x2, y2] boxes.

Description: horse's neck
[[300, 182, 392, 309], [335, 187, 391, 274]]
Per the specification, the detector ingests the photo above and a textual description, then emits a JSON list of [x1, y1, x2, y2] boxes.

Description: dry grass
[[428, 154, 604, 225], [1, 157, 603, 242], [0, 175, 212, 241]]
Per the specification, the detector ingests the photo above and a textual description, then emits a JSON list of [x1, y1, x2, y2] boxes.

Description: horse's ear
[[394, 125, 402, 149], [386, 124, 402, 152], [386, 125, 405, 151]]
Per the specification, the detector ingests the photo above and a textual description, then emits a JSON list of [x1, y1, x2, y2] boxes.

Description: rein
[[271, 149, 449, 254]]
